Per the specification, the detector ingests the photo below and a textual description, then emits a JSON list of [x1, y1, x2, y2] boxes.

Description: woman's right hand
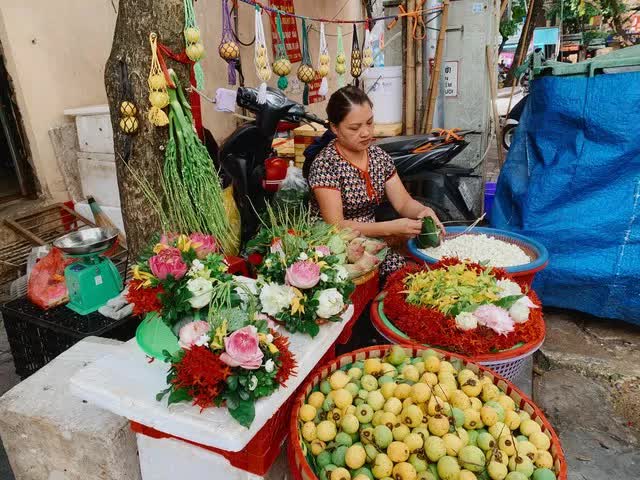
[[388, 218, 423, 238]]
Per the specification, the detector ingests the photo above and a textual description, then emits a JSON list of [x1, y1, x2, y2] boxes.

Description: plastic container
[[484, 181, 497, 219], [363, 66, 403, 124], [287, 345, 567, 480], [408, 226, 549, 287]]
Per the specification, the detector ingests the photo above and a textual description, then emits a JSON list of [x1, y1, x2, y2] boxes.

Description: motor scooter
[[219, 86, 478, 245]]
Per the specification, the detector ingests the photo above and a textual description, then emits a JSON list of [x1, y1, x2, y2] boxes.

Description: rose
[[220, 325, 264, 369], [316, 288, 345, 319], [189, 233, 218, 259], [334, 265, 349, 282], [315, 245, 331, 257], [496, 279, 523, 298], [159, 232, 180, 246], [455, 312, 478, 331], [247, 253, 263, 266], [285, 261, 321, 289], [178, 321, 211, 349], [149, 247, 188, 280], [509, 296, 538, 323], [186, 277, 215, 309], [260, 283, 296, 317], [473, 305, 515, 335]]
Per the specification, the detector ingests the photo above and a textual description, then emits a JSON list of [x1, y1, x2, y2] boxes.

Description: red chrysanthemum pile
[[171, 346, 232, 409], [126, 280, 164, 316], [382, 259, 544, 357], [272, 331, 298, 387]]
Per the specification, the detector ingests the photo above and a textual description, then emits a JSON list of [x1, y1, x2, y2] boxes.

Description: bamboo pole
[[422, 0, 450, 134], [500, 0, 509, 18], [405, 0, 416, 135], [415, 18, 423, 131], [486, 45, 505, 167]]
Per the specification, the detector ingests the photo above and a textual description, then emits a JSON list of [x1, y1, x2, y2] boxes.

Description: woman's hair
[[302, 86, 373, 178]]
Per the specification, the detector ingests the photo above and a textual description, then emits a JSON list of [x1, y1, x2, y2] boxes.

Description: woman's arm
[[314, 188, 422, 238], [385, 174, 445, 231]]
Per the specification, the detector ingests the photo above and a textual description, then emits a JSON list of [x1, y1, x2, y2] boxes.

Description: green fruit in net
[[335, 432, 353, 447], [321, 380, 332, 395], [505, 473, 528, 480], [319, 464, 337, 480], [485, 401, 506, 423], [508, 455, 534, 478], [364, 443, 379, 462], [437, 455, 461, 480], [368, 391, 386, 411], [387, 345, 407, 366], [331, 445, 348, 467], [451, 407, 466, 428], [346, 383, 360, 397], [353, 467, 375, 480], [374, 425, 393, 449], [357, 404, 374, 424], [342, 414, 360, 434], [458, 446, 486, 473], [317, 450, 332, 468], [532, 468, 556, 480], [409, 452, 429, 473], [467, 429, 479, 447], [477, 432, 497, 451], [361, 375, 379, 392], [349, 367, 363, 380], [378, 375, 395, 386], [487, 461, 508, 480]]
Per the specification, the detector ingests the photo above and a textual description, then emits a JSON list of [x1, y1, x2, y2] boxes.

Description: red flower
[[272, 330, 297, 387], [171, 346, 232, 410], [126, 280, 163, 316], [248, 253, 264, 266], [382, 259, 544, 356]]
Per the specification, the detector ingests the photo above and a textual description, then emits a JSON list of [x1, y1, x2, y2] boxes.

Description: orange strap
[[388, 0, 427, 40], [335, 144, 377, 202]]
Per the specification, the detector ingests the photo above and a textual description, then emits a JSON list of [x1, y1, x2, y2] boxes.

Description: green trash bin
[[530, 44, 640, 78]]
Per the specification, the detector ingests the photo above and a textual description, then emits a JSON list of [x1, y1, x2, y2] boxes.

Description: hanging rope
[[388, 0, 427, 39], [183, 0, 205, 89], [336, 26, 346, 88], [219, 0, 240, 85], [317, 22, 330, 97], [297, 18, 314, 105], [272, 12, 292, 90], [147, 33, 170, 127], [253, 4, 271, 103]]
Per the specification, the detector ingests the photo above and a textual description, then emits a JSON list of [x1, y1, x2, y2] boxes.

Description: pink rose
[[178, 321, 211, 349], [474, 305, 515, 336], [220, 325, 264, 369], [159, 232, 180, 246], [189, 233, 218, 259], [285, 260, 321, 289], [149, 247, 188, 280], [315, 245, 331, 257]]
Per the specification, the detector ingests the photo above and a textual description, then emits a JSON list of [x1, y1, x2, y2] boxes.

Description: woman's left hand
[[416, 208, 446, 234]]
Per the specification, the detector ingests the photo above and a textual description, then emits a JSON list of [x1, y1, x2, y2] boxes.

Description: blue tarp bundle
[[491, 70, 640, 323]]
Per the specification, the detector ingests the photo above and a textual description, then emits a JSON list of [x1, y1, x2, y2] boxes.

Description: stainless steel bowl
[[53, 227, 119, 255]]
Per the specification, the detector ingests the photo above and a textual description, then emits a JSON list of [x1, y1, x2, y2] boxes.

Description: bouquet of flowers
[[127, 233, 239, 330], [382, 258, 544, 356], [157, 308, 297, 428]]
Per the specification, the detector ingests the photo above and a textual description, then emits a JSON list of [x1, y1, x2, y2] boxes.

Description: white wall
[[0, 0, 362, 200]]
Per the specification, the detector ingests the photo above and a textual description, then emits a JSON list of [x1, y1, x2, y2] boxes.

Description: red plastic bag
[[27, 248, 73, 309]]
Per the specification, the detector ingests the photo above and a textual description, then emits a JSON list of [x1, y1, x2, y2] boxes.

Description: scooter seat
[[375, 135, 441, 154]]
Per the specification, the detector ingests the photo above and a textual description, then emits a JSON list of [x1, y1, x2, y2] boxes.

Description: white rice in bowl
[[418, 233, 531, 268]]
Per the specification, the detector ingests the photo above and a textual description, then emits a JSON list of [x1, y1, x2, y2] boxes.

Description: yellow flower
[[176, 234, 193, 252], [268, 343, 279, 354], [210, 320, 228, 350], [153, 243, 168, 254], [131, 265, 156, 287]]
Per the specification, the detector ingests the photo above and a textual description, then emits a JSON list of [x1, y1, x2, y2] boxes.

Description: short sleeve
[[308, 154, 341, 191]]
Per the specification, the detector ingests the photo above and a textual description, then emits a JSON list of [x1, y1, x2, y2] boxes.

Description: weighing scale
[[53, 228, 123, 315]]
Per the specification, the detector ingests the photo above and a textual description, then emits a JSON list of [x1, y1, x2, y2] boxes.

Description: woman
[[305, 86, 444, 278]]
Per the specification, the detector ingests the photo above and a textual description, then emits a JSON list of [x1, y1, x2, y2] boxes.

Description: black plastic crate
[[0, 297, 140, 379]]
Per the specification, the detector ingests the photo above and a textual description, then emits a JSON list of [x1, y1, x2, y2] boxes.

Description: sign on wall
[[269, 0, 302, 63], [443, 61, 459, 97]]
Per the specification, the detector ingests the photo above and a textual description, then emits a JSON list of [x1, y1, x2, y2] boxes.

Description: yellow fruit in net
[[316, 420, 337, 442], [336, 53, 347, 63], [257, 45, 267, 57], [329, 370, 350, 390], [308, 391, 325, 409], [149, 73, 167, 90], [256, 54, 268, 68], [335, 63, 347, 74], [120, 101, 137, 117], [535, 450, 554, 469], [258, 65, 271, 82], [301, 421, 317, 442], [318, 64, 330, 77], [186, 43, 203, 61], [345, 444, 367, 469], [320, 53, 330, 65], [148, 106, 169, 127], [364, 358, 382, 375], [184, 27, 200, 44], [333, 389, 353, 410], [299, 404, 317, 422], [387, 441, 410, 463], [310, 439, 326, 455], [529, 431, 551, 451], [273, 58, 292, 76], [394, 383, 411, 400], [520, 419, 542, 437], [149, 91, 170, 109], [119, 116, 138, 134], [219, 41, 240, 60]]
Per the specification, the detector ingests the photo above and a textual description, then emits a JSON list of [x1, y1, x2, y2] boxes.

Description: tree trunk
[[105, 0, 191, 258], [504, 0, 545, 86]]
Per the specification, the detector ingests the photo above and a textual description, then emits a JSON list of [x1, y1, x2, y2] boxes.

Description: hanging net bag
[[272, 12, 292, 91], [254, 5, 271, 104], [316, 22, 330, 97], [183, 0, 205, 89], [350, 25, 363, 87], [147, 33, 170, 127], [296, 18, 315, 105], [219, 0, 240, 85], [335, 26, 347, 88], [362, 25, 374, 70]]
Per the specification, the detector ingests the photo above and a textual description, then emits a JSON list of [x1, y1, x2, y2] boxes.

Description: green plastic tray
[[135, 313, 180, 361]]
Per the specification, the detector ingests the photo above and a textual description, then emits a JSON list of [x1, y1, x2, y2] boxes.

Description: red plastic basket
[[287, 345, 567, 480], [336, 271, 379, 345]]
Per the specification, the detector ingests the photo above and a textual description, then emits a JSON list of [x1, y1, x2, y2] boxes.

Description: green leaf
[[305, 321, 320, 338], [156, 387, 171, 402], [238, 389, 251, 401], [228, 399, 256, 428], [225, 391, 239, 410], [226, 376, 238, 391], [494, 295, 523, 310], [167, 388, 191, 405]]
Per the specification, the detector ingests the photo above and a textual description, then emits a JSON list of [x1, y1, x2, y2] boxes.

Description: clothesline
[[237, 0, 443, 25]]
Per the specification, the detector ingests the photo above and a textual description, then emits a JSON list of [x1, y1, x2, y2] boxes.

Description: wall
[[0, 0, 362, 202]]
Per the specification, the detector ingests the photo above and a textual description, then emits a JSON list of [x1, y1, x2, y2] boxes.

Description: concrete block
[[49, 124, 82, 202], [0, 337, 141, 480], [64, 105, 114, 154], [77, 153, 120, 208]]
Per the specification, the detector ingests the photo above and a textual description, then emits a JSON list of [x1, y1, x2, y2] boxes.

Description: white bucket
[[363, 66, 403, 125]]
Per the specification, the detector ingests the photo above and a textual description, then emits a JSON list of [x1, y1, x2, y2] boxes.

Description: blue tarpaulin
[[491, 70, 640, 323]]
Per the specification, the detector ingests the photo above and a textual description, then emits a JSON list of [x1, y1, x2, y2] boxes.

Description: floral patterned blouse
[[308, 139, 397, 222]]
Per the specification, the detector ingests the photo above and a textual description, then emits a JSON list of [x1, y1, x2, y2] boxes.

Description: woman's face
[[331, 103, 374, 152]]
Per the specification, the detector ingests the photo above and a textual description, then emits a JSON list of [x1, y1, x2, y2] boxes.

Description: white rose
[[299, 252, 309, 261], [496, 279, 523, 298], [194, 334, 211, 347], [334, 265, 349, 282], [264, 359, 275, 373], [316, 288, 345, 319], [248, 375, 258, 391], [260, 283, 296, 317], [509, 296, 538, 323], [320, 273, 329, 283], [186, 277, 214, 309], [234, 276, 258, 305], [455, 312, 478, 331]]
